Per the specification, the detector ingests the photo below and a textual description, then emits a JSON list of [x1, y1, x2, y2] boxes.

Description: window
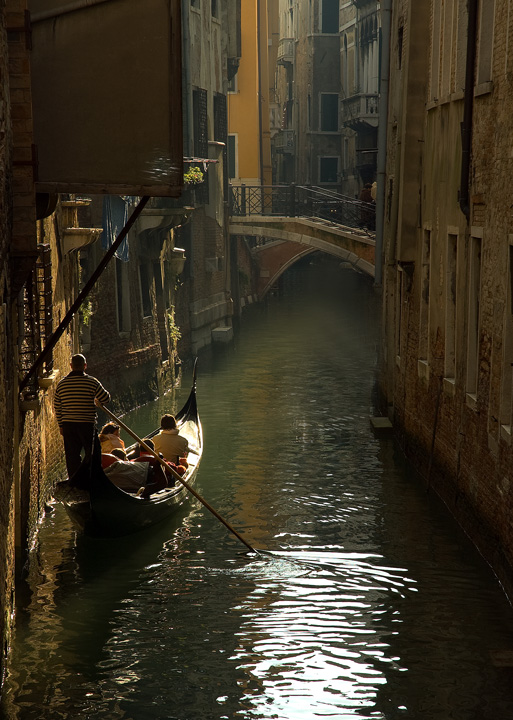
[[193, 88, 208, 158], [455, 0, 468, 91], [191, 0, 200, 8], [228, 73, 238, 94], [139, 263, 152, 318], [214, 92, 228, 194], [193, 88, 209, 203], [228, 134, 238, 180], [441, 0, 454, 96], [430, 0, 442, 100], [319, 157, 338, 183], [477, 0, 495, 86], [445, 232, 458, 379], [320, 93, 338, 132], [396, 267, 405, 364], [115, 258, 131, 333], [500, 238, 513, 435], [211, 0, 218, 18], [321, 0, 338, 33], [419, 228, 431, 362], [466, 232, 481, 399], [153, 261, 168, 360]]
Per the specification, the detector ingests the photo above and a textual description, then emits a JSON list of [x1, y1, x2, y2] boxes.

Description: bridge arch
[[229, 216, 375, 300]]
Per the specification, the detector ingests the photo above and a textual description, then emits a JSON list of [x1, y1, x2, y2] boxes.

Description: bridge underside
[[229, 216, 375, 299]]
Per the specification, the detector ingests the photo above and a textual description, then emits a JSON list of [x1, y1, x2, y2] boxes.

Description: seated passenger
[[101, 452, 118, 469], [153, 414, 189, 464], [103, 458, 149, 493], [132, 439, 168, 497], [99, 422, 126, 458]]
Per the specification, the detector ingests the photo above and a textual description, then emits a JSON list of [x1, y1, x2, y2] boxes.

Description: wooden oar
[[96, 402, 257, 554]]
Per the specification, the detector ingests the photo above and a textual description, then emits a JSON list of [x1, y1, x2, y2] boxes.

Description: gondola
[[55, 367, 203, 538]]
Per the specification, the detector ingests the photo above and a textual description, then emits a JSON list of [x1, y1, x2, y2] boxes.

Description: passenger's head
[[160, 414, 177, 430], [101, 422, 119, 436], [71, 353, 87, 371], [110, 448, 127, 460], [141, 439, 154, 453]]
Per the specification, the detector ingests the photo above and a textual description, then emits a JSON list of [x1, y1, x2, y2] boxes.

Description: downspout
[[374, 0, 391, 286], [458, 0, 479, 221], [256, 0, 265, 187]]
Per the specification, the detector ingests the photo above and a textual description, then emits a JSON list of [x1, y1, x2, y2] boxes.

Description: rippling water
[[3, 259, 513, 719]]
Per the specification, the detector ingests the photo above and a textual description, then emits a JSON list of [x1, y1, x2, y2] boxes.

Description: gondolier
[[55, 361, 204, 537], [54, 353, 111, 479]]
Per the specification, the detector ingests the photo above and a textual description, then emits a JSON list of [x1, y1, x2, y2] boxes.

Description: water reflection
[[3, 260, 513, 719], [226, 551, 413, 718]]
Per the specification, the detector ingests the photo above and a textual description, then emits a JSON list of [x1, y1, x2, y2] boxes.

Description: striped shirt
[[54, 371, 111, 425]]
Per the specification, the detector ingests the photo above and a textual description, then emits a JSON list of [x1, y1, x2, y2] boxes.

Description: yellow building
[[227, 0, 276, 186]]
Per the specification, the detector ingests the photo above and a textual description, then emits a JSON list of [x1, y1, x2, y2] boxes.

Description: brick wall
[[85, 241, 163, 412], [174, 207, 234, 355], [0, 0, 16, 674], [381, 0, 513, 601]]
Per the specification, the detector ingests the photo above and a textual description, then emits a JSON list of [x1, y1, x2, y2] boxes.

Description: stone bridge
[[229, 215, 375, 300]]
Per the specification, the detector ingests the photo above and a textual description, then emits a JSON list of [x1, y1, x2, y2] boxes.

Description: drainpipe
[[256, 0, 265, 187], [458, 0, 479, 221], [374, 0, 391, 286]]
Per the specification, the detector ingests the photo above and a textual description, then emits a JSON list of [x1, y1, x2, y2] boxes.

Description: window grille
[[19, 244, 53, 398]]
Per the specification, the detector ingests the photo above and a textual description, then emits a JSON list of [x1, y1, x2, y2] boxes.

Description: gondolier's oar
[[96, 402, 257, 554]]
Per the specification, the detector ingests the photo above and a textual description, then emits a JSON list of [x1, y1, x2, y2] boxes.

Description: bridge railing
[[229, 184, 375, 234]]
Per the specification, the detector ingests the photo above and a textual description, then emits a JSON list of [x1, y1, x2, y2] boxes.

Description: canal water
[[3, 257, 513, 720]]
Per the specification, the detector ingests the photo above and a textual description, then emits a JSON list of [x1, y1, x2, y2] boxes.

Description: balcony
[[356, 148, 378, 172], [277, 38, 295, 65], [341, 93, 379, 130], [274, 129, 295, 155]]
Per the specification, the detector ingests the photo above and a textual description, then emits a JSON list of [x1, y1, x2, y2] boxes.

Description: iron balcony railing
[[273, 129, 295, 154], [341, 92, 379, 128], [229, 184, 376, 234], [277, 37, 295, 65]]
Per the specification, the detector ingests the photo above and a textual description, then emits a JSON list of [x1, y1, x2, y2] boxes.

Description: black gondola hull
[[56, 372, 203, 538]]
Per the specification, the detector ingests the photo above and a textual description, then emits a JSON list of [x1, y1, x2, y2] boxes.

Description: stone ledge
[[212, 326, 233, 343], [370, 416, 393, 432], [38, 369, 59, 389]]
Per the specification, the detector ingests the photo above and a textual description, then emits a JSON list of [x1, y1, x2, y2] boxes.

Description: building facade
[[380, 0, 513, 598], [0, 0, 188, 680], [340, 0, 380, 196], [227, 0, 273, 186], [275, 0, 342, 189], [272, 0, 380, 195], [0, 0, 101, 676], [170, 0, 241, 353]]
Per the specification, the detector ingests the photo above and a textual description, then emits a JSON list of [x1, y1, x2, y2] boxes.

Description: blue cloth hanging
[[101, 195, 130, 262]]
